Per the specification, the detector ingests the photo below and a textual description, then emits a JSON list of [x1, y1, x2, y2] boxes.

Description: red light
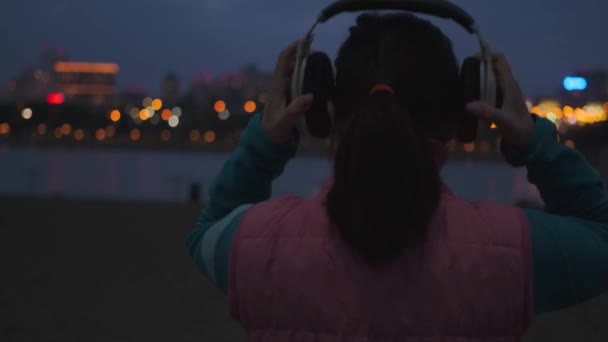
[[47, 92, 64, 105]]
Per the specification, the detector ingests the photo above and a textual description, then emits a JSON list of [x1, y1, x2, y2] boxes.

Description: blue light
[[563, 76, 587, 91]]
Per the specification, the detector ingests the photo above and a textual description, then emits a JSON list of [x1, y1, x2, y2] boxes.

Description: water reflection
[[0, 148, 537, 204]]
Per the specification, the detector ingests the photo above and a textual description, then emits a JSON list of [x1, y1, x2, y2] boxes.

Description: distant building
[[185, 65, 272, 125], [3, 46, 66, 102], [53, 61, 119, 106], [119, 86, 148, 106], [162, 72, 180, 106]]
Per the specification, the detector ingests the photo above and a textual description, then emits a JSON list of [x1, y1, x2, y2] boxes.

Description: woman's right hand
[[466, 54, 535, 149]]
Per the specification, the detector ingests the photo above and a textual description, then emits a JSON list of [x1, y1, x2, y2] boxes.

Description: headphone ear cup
[[458, 57, 481, 143], [301, 52, 334, 138]]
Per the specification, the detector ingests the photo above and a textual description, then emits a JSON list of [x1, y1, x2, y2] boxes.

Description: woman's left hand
[[262, 40, 314, 144]]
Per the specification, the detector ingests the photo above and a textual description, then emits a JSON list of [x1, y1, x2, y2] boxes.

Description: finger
[[491, 53, 517, 90], [274, 40, 300, 80], [270, 40, 301, 102], [281, 94, 314, 127], [466, 101, 508, 125]]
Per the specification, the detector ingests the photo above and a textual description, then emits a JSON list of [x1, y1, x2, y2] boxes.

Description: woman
[[187, 13, 608, 340]]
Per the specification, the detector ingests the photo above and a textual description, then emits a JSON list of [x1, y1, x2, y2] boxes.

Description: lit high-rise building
[[53, 61, 119, 106]]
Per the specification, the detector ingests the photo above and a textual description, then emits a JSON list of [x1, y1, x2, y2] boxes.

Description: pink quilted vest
[[229, 145, 533, 341]]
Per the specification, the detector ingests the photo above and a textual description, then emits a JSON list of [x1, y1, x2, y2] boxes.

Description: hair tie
[[369, 83, 395, 95]]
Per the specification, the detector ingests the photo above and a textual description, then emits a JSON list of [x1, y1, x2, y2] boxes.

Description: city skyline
[[2, 0, 608, 97]]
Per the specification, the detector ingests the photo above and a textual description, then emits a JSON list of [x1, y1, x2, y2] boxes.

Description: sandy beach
[[1, 196, 606, 341]]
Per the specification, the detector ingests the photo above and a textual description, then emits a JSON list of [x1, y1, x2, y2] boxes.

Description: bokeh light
[[139, 108, 149, 120], [244, 101, 256, 113], [130, 128, 141, 141], [203, 130, 216, 143], [60, 123, 71, 135], [214, 100, 226, 113], [146, 106, 155, 117], [110, 109, 121, 122], [168, 115, 179, 128], [130, 107, 139, 119], [527, 101, 607, 126], [189, 130, 201, 142], [567, 114, 577, 125], [464, 143, 475, 153], [105, 126, 116, 137], [54, 127, 62, 138], [218, 109, 230, 120], [37, 124, 47, 135], [172, 107, 182, 117], [0, 123, 10, 135], [74, 129, 84, 141], [21, 108, 33, 119], [160, 129, 171, 141], [142, 97, 152, 107], [46, 92, 64, 105], [565, 139, 575, 148], [151, 98, 163, 111], [96, 128, 106, 141], [161, 109, 172, 121]]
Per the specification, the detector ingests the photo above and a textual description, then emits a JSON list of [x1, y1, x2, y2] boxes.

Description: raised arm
[[186, 113, 299, 291], [186, 40, 314, 292], [467, 54, 608, 315], [503, 117, 608, 314]]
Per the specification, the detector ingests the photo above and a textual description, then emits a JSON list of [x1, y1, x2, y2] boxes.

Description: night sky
[[1, 0, 607, 96]]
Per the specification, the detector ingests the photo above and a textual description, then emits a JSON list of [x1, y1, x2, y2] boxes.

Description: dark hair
[[325, 13, 462, 265]]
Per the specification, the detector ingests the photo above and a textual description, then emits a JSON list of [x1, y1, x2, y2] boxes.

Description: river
[[0, 145, 538, 204]]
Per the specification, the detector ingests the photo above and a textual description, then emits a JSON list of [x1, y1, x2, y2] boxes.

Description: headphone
[[291, 0, 503, 143]]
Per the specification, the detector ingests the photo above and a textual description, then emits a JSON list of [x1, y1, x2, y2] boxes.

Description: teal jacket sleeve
[[186, 113, 297, 292], [503, 116, 608, 314]]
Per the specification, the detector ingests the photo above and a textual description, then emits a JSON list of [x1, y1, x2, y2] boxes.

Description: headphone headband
[[292, 0, 497, 140], [318, 0, 477, 34]]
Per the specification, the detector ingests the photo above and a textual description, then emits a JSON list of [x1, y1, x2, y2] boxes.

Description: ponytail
[[325, 92, 441, 265]]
